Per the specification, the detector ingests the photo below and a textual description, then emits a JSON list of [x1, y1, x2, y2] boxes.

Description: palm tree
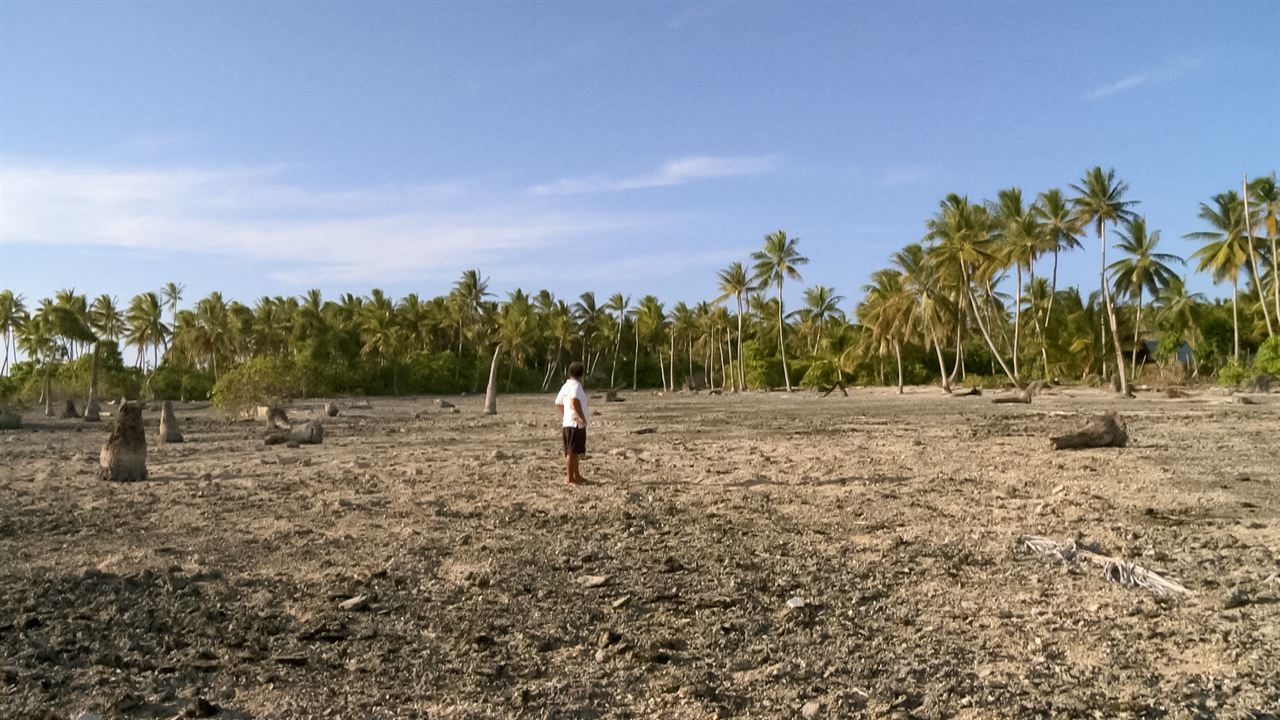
[[715, 262, 753, 392], [893, 243, 954, 391], [634, 295, 668, 390], [670, 301, 697, 389], [750, 231, 808, 391], [0, 290, 27, 375], [18, 307, 60, 415], [1249, 174, 1280, 324], [162, 282, 184, 332], [127, 292, 170, 369], [1107, 217, 1184, 376], [924, 194, 1020, 386], [1186, 191, 1250, 362], [1155, 275, 1205, 370], [603, 293, 630, 389], [799, 285, 845, 353], [858, 269, 914, 393], [993, 187, 1045, 380], [1070, 166, 1139, 395], [1032, 189, 1084, 332]]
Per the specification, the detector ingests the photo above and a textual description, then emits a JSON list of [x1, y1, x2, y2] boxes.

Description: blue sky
[[1, 0, 1277, 315]]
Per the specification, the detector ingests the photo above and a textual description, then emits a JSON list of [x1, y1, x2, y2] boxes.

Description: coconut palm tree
[[1032, 189, 1084, 332], [750, 231, 808, 391], [1154, 275, 1205, 368], [19, 306, 60, 414], [715, 261, 753, 393], [1187, 191, 1251, 362], [799, 285, 845, 353], [0, 290, 27, 375], [993, 187, 1046, 380], [1249, 174, 1280, 324], [634, 295, 668, 390], [1107, 217, 1184, 376], [603, 293, 631, 390], [162, 282, 184, 332], [670, 301, 697, 389], [1070, 166, 1139, 395], [892, 243, 954, 391], [924, 194, 1020, 386], [858, 269, 914, 393], [127, 292, 170, 369]]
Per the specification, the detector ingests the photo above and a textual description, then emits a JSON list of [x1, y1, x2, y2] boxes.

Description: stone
[[324, 402, 339, 417], [490, 449, 510, 461], [578, 575, 611, 589], [338, 595, 370, 611], [184, 696, 220, 717], [598, 629, 622, 647], [801, 700, 823, 719], [786, 596, 806, 609], [1223, 589, 1249, 610], [98, 403, 147, 482], [159, 401, 183, 444]]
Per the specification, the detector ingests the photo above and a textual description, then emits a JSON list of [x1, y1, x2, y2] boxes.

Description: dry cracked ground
[[1, 385, 1277, 719]]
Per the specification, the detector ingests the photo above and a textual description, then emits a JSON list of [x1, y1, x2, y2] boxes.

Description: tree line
[[1, 166, 1278, 411]]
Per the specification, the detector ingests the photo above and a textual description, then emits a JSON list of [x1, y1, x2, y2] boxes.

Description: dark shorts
[[562, 426, 587, 456]]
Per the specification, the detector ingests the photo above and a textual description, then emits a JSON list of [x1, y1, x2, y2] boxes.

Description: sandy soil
[[1, 385, 1277, 719]]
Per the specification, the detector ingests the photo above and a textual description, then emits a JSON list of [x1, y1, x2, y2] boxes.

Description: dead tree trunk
[[62, 399, 79, 419], [1050, 412, 1128, 450], [483, 344, 501, 415], [99, 402, 147, 482], [158, 400, 183, 444]]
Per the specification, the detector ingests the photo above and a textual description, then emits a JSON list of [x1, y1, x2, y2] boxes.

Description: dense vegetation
[[2, 167, 1277, 410]]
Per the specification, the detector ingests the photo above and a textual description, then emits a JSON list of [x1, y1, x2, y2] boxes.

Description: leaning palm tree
[[0, 290, 27, 375], [1107, 217, 1184, 377], [1249, 174, 1280, 324], [750, 231, 808, 391], [1186, 191, 1250, 362], [1070, 167, 1139, 395], [715, 262, 753, 392]]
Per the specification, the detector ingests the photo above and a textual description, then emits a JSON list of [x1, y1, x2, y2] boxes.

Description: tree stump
[[605, 390, 624, 403], [0, 411, 20, 429], [62, 399, 79, 419], [266, 420, 324, 446], [159, 401, 183, 444], [99, 403, 147, 482], [1050, 412, 1129, 450], [266, 407, 289, 430], [83, 398, 101, 422], [324, 402, 339, 417]]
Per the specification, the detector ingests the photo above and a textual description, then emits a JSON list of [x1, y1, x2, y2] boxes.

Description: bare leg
[[565, 452, 574, 485], [571, 452, 586, 484]]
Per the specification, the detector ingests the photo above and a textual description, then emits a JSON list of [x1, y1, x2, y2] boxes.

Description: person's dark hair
[[568, 361, 585, 379]]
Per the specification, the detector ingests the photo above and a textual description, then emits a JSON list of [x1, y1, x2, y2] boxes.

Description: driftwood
[[1050, 412, 1128, 450], [99, 403, 147, 482], [992, 381, 1044, 405], [433, 398, 455, 410], [1021, 535, 1192, 598], [324, 402, 339, 417], [1231, 396, 1257, 405], [62, 399, 79, 419], [952, 387, 982, 397], [266, 420, 325, 446], [158, 401, 183, 444]]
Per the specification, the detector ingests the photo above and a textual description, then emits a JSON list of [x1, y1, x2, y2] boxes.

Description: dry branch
[[1021, 535, 1192, 598]]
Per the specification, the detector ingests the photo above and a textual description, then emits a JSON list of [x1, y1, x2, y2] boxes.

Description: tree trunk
[[962, 263, 1020, 387], [658, 344, 667, 391], [1242, 174, 1275, 337], [159, 400, 183, 444], [99, 403, 147, 482], [893, 340, 904, 394], [670, 331, 677, 392], [44, 371, 54, 416], [1029, 265, 1050, 380], [611, 318, 623, 389], [931, 327, 951, 393], [948, 317, 963, 386], [1099, 222, 1130, 396], [1013, 264, 1022, 380], [1232, 278, 1240, 363], [717, 332, 726, 390], [735, 294, 746, 392], [1130, 290, 1143, 379], [1045, 248, 1060, 335], [484, 344, 501, 415], [632, 328, 639, 390], [777, 282, 791, 392]]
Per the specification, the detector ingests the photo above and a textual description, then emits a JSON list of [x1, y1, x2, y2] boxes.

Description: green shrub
[[211, 357, 297, 413], [149, 365, 215, 401], [798, 359, 839, 389], [1254, 336, 1280, 377], [1218, 362, 1250, 388]]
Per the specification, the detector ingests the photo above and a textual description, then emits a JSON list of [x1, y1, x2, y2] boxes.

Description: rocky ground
[[1, 385, 1277, 719]]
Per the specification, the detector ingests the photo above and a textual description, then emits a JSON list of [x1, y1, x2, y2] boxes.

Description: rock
[[578, 574, 611, 588], [338, 595, 370, 611], [801, 700, 823, 719], [99, 403, 147, 482], [324, 402, 339, 417], [1049, 412, 1128, 450], [159, 401, 183, 444], [73, 714, 104, 720], [62, 399, 79, 418], [605, 390, 624, 403], [1223, 589, 1249, 610], [184, 697, 220, 717], [660, 556, 685, 573], [597, 629, 622, 647], [272, 655, 308, 666], [786, 596, 806, 609], [610, 595, 632, 609], [0, 411, 20, 429], [490, 449, 510, 461]]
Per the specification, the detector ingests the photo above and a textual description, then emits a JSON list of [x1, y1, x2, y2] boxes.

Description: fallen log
[[1050, 412, 1128, 450], [1021, 535, 1192, 598], [952, 387, 982, 397]]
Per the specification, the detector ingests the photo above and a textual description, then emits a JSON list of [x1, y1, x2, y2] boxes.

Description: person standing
[[554, 361, 589, 485]]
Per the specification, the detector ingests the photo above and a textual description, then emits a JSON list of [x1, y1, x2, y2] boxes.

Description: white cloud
[[0, 157, 642, 285], [1085, 73, 1152, 101], [529, 155, 779, 196]]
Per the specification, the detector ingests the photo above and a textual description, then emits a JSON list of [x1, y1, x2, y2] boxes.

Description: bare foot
[[567, 477, 590, 486]]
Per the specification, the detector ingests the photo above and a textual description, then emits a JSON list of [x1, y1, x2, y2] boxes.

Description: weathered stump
[[265, 407, 289, 430], [992, 382, 1041, 405], [265, 420, 324, 446], [62, 399, 79, 419], [605, 390, 624, 403], [1050, 412, 1128, 450], [83, 398, 101, 422], [159, 400, 183, 444], [99, 403, 147, 482], [324, 402, 339, 417]]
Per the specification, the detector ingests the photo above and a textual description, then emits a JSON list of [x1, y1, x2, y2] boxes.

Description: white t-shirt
[[555, 378, 589, 429]]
